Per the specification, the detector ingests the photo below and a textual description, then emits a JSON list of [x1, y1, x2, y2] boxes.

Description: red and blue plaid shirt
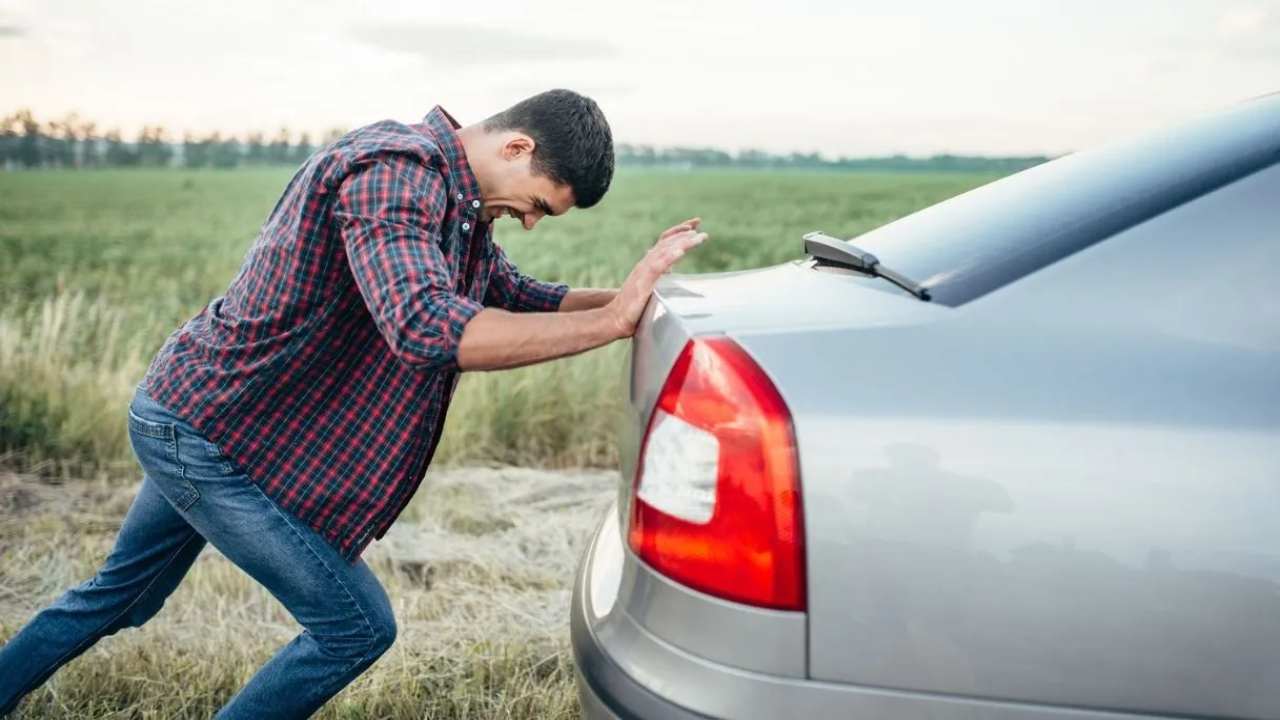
[[142, 106, 568, 563]]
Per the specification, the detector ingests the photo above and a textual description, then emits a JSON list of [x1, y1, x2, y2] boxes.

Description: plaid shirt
[[141, 106, 568, 563]]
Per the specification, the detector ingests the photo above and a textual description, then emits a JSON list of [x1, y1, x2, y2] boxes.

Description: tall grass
[[0, 168, 1000, 474], [0, 293, 146, 474], [437, 344, 627, 468]]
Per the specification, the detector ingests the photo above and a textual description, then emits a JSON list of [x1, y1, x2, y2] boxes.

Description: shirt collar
[[420, 105, 483, 206]]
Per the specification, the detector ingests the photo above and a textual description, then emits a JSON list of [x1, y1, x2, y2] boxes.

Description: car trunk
[[618, 259, 948, 507], [627, 246, 1280, 719]]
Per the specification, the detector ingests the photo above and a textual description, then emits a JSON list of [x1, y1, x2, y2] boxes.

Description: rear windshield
[[846, 94, 1280, 306]]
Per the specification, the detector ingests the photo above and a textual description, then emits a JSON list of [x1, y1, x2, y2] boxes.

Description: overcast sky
[[1, 0, 1277, 156]]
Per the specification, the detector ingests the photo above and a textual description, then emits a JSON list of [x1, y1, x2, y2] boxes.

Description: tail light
[[628, 336, 805, 611]]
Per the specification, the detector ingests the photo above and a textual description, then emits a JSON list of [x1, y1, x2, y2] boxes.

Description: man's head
[[458, 89, 614, 230]]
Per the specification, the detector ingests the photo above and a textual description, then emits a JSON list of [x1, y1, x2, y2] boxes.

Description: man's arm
[[497, 217, 700, 314], [557, 288, 618, 312], [458, 222, 706, 371], [339, 155, 704, 375], [337, 157, 485, 372], [454, 306, 618, 371]]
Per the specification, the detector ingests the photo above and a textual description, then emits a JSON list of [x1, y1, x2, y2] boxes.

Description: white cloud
[[349, 23, 618, 66], [1218, 5, 1270, 36]]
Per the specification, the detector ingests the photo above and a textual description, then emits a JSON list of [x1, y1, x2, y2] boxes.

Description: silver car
[[571, 93, 1280, 720]]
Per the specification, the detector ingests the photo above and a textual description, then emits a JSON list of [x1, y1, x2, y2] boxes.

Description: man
[[0, 88, 706, 718]]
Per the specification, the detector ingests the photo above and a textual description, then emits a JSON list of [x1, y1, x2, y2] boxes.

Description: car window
[[844, 95, 1280, 306]]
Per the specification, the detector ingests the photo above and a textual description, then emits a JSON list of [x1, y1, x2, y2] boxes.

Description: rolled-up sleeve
[[336, 157, 484, 371], [483, 240, 569, 313]]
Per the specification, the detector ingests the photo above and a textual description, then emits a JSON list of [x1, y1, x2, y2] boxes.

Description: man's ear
[[501, 133, 536, 162]]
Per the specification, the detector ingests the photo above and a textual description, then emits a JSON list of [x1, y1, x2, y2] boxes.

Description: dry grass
[[0, 293, 148, 475], [0, 466, 616, 719]]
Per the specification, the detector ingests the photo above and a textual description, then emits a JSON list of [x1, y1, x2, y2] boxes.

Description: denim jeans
[[0, 384, 397, 718]]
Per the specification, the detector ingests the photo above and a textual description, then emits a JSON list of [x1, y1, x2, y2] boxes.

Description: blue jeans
[[0, 385, 397, 718]]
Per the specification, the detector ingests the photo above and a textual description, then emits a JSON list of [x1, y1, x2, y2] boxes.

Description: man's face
[[479, 136, 576, 230]]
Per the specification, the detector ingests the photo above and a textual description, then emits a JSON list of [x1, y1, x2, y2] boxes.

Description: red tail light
[[628, 337, 805, 611]]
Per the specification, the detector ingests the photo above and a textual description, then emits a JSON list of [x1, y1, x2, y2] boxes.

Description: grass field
[[0, 167, 1002, 718], [0, 167, 999, 474]]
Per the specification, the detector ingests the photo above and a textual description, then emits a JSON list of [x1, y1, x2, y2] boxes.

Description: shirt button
[[471, 199, 481, 209], [456, 193, 464, 201], [462, 222, 471, 231]]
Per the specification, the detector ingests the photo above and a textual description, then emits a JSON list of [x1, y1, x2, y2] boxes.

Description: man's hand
[[607, 218, 707, 338], [455, 218, 706, 371]]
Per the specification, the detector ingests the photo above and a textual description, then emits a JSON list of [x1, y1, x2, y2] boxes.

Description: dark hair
[[484, 89, 614, 209]]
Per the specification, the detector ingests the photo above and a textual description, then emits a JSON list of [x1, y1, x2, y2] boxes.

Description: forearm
[[557, 287, 618, 312], [456, 306, 621, 371]]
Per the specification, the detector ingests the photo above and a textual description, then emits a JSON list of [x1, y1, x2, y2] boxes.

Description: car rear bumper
[[571, 503, 1194, 720], [571, 505, 711, 720], [572, 604, 710, 720]]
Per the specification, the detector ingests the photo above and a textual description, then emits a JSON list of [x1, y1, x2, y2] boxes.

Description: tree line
[[0, 110, 345, 170], [1, 109, 1049, 173], [615, 144, 1049, 173]]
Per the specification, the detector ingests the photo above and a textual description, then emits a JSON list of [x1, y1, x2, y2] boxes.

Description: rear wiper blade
[[803, 231, 931, 301]]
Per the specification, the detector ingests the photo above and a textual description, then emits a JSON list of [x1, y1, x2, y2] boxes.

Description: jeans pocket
[[128, 408, 201, 511], [175, 424, 241, 482], [127, 406, 174, 443]]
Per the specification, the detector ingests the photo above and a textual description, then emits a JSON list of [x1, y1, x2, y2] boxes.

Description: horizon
[[0, 108, 1057, 163], [1, 0, 1278, 157]]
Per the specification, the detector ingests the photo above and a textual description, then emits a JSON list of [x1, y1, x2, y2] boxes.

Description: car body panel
[[745, 161, 1280, 718]]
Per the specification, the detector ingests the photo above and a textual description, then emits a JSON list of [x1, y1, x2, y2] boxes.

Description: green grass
[[0, 167, 999, 472]]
